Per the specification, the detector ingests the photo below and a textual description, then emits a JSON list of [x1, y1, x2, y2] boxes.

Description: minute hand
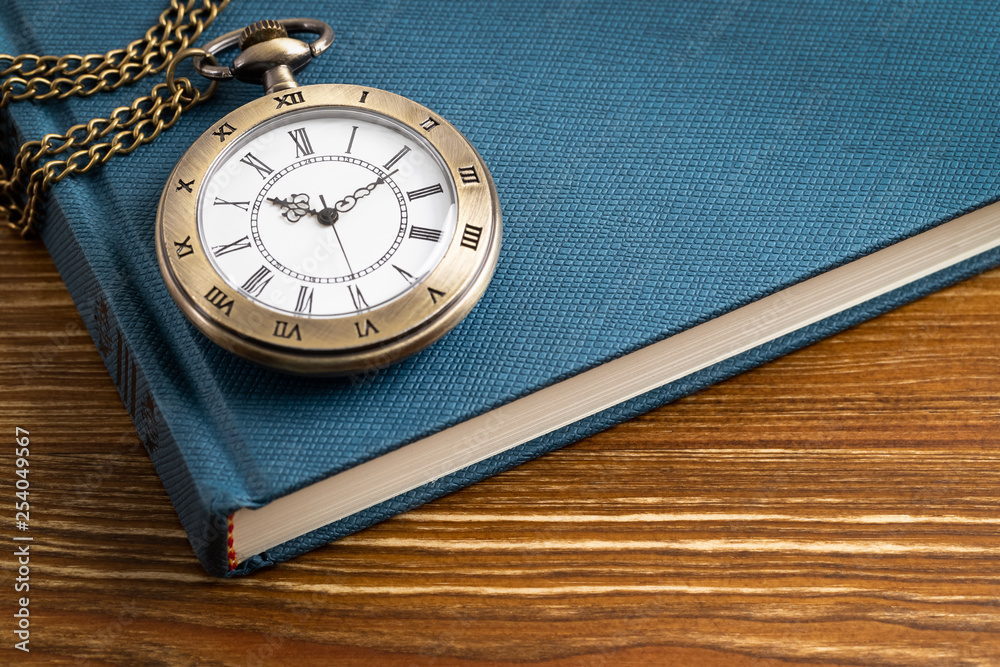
[[331, 169, 397, 215]]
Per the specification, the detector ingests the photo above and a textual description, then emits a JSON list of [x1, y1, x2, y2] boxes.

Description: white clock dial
[[197, 108, 458, 317]]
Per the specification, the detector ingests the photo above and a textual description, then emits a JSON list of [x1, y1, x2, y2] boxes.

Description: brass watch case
[[156, 84, 501, 375]]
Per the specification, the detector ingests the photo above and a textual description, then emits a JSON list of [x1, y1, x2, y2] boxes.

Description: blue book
[[4, 0, 1000, 577]]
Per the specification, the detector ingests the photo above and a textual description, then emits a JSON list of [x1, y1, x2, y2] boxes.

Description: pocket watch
[[155, 19, 501, 375]]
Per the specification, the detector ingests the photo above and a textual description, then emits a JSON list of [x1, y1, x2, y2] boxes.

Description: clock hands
[[319, 194, 354, 275], [261, 192, 354, 273], [331, 169, 398, 219], [266, 169, 398, 227], [315, 169, 399, 275], [314, 169, 400, 226], [266, 194, 318, 223], [264, 169, 398, 277]]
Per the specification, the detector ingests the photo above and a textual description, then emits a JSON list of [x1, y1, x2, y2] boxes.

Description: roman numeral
[[346, 125, 358, 154], [173, 236, 194, 258], [408, 226, 442, 242], [273, 321, 302, 341], [176, 178, 194, 193], [393, 264, 415, 283], [211, 236, 251, 257], [295, 286, 314, 314], [460, 224, 483, 250], [205, 286, 234, 316], [212, 122, 236, 142], [407, 184, 443, 201], [347, 284, 368, 310], [241, 266, 273, 297], [274, 91, 305, 108], [419, 117, 440, 132], [359, 91, 369, 103], [458, 166, 480, 184], [288, 127, 314, 157], [427, 287, 446, 304], [240, 152, 273, 179], [354, 319, 378, 338], [213, 197, 250, 211], [383, 146, 411, 170]]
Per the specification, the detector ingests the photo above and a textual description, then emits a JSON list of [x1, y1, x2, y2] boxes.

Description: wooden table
[[1, 226, 999, 665]]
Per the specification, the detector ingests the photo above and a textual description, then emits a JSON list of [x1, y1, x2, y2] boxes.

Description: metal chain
[[0, 0, 229, 236]]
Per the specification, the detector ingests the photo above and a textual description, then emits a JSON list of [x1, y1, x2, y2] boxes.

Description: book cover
[[3, 0, 1000, 577]]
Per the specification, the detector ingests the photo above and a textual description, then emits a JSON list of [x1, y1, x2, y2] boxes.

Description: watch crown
[[239, 20, 289, 50]]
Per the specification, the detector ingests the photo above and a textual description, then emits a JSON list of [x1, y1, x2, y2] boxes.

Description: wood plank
[[1, 226, 998, 665]]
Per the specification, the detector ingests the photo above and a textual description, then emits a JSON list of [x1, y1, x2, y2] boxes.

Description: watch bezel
[[156, 83, 501, 375]]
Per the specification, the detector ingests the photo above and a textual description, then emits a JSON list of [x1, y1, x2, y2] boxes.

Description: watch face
[[157, 84, 500, 375], [197, 108, 458, 317]]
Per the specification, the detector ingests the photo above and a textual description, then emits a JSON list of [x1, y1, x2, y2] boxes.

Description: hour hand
[[267, 193, 318, 223]]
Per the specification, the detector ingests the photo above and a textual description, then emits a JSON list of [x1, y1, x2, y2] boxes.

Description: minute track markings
[[248, 155, 409, 284]]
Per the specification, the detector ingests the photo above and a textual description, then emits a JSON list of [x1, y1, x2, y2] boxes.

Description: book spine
[[47, 215, 230, 576], [71, 284, 230, 577], [0, 26, 230, 577]]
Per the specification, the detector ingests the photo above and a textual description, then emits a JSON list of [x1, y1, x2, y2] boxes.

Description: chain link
[[0, 0, 229, 236]]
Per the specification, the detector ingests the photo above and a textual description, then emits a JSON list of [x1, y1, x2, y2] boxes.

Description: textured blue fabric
[[3, 0, 1000, 576]]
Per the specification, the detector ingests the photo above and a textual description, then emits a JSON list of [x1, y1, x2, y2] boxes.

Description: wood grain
[[1, 225, 999, 666]]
